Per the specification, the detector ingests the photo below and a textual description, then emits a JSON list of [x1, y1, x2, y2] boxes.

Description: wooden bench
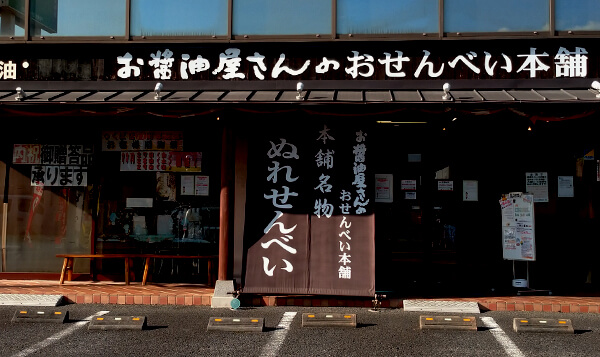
[[56, 254, 218, 286]]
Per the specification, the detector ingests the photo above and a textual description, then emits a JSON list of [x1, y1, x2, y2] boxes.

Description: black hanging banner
[[243, 116, 375, 297]]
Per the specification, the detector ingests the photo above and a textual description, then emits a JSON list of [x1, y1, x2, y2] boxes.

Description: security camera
[[154, 82, 163, 100], [15, 87, 25, 101], [296, 82, 305, 100]]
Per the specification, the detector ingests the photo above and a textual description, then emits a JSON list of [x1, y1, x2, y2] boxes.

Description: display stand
[[512, 260, 551, 296], [500, 192, 551, 296]]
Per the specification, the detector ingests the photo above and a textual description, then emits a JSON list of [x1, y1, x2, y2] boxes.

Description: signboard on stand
[[499, 192, 535, 261]]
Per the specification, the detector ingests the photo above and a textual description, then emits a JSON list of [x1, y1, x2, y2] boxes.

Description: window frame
[[1, 0, 600, 44], [128, 0, 230, 42], [26, 0, 129, 43]]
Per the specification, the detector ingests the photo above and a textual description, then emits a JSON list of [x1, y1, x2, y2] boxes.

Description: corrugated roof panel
[[108, 91, 145, 101], [308, 91, 334, 101], [478, 90, 515, 101], [221, 91, 253, 101], [278, 91, 304, 101], [164, 91, 198, 101], [79, 92, 118, 101], [336, 91, 363, 102], [420, 90, 450, 102], [135, 91, 173, 101], [0, 91, 22, 101], [507, 90, 546, 101], [250, 91, 280, 101], [392, 91, 422, 102], [535, 89, 577, 101], [193, 91, 225, 101], [11, 91, 42, 101], [365, 91, 392, 102], [53, 91, 93, 101], [26, 91, 67, 101], [452, 90, 484, 101], [564, 89, 600, 101], [1, 87, 598, 104]]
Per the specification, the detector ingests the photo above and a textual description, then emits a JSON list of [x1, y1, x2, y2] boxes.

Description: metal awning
[[0, 88, 598, 104]]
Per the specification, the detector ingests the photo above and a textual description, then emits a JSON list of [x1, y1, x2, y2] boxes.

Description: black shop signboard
[[242, 115, 375, 297], [2, 39, 599, 82]]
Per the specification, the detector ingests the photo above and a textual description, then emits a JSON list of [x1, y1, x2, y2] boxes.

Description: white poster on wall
[[437, 180, 453, 191], [557, 176, 574, 197], [405, 191, 417, 200], [375, 174, 393, 203], [181, 175, 195, 196], [463, 180, 478, 201], [525, 172, 549, 202], [195, 175, 210, 196], [400, 179, 417, 191]]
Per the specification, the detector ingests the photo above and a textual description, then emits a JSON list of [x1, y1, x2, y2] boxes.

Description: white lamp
[[296, 82, 304, 100], [442, 83, 451, 101], [154, 82, 163, 100]]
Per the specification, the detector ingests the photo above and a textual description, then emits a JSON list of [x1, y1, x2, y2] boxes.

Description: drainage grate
[[403, 300, 480, 314], [0, 294, 63, 306]]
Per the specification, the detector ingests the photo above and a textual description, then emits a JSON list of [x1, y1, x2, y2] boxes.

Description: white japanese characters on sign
[[102, 131, 183, 151], [114, 47, 590, 81], [17, 144, 93, 187], [261, 138, 300, 277]]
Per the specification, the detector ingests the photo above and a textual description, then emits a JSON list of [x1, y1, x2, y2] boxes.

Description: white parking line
[[480, 316, 525, 357], [260, 311, 297, 357], [11, 310, 110, 357]]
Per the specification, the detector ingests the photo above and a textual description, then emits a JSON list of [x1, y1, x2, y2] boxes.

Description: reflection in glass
[[30, 0, 126, 36], [131, 0, 228, 36], [6, 183, 92, 273], [337, 0, 438, 34], [444, 0, 549, 33], [0, 4, 25, 36], [556, 0, 600, 31], [233, 0, 331, 35]]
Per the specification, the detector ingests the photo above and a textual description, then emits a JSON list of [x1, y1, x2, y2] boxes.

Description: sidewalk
[[2, 279, 600, 313]]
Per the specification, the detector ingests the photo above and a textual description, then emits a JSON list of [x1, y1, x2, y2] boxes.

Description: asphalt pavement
[[1, 304, 599, 357]]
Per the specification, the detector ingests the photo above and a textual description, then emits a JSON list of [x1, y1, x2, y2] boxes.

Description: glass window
[[233, 0, 331, 36], [6, 175, 92, 273], [444, 0, 549, 33], [337, 0, 438, 35], [30, 0, 126, 37], [130, 0, 228, 36], [556, 0, 600, 31], [0, 5, 25, 36]]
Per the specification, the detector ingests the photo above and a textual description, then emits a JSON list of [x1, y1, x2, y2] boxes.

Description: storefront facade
[[1, 1, 600, 297]]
